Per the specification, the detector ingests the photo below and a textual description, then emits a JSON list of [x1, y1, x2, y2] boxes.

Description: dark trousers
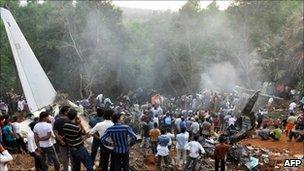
[[91, 137, 101, 164], [100, 144, 112, 171], [58, 145, 70, 171], [70, 145, 93, 171], [257, 120, 263, 129], [165, 125, 172, 132], [299, 135, 304, 142], [157, 155, 169, 170], [110, 151, 129, 171], [41, 146, 60, 171], [150, 141, 158, 154], [4, 140, 17, 153], [184, 157, 198, 171], [289, 131, 298, 140], [16, 137, 27, 153], [30, 152, 47, 171], [289, 131, 304, 141], [215, 159, 225, 171]]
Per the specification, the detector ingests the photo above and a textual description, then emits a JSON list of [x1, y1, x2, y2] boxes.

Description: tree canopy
[[0, 0, 303, 99]]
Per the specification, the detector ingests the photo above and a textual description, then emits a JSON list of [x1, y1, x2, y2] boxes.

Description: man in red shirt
[[214, 136, 230, 171]]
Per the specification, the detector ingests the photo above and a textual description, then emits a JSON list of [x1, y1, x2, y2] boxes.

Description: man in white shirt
[[165, 130, 175, 149], [183, 135, 205, 171], [89, 109, 114, 170], [34, 112, 60, 171], [190, 118, 200, 136], [289, 101, 297, 113], [228, 116, 236, 126], [176, 128, 189, 166], [267, 97, 274, 106], [150, 106, 157, 116], [17, 96, 26, 111], [153, 114, 159, 126], [12, 115, 27, 153], [28, 121, 47, 171], [96, 94, 104, 108], [201, 119, 212, 138], [156, 129, 170, 170], [12, 118, 20, 137], [175, 115, 182, 133], [223, 113, 232, 131]]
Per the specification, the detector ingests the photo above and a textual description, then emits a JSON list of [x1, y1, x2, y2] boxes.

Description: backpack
[[164, 116, 172, 125]]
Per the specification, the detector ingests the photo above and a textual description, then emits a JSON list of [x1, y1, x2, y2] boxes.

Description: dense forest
[[0, 0, 303, 99]]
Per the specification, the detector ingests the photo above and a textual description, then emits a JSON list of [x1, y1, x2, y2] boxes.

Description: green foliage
[[297, 80, 304, 95], [0, 1, 18, 95], [0, 0, 303, 98], [0, 21, 17, 95]]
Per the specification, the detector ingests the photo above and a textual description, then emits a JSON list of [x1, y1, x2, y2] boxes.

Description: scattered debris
[[294, 154, 304, 159], [245, 157, 259, 170]]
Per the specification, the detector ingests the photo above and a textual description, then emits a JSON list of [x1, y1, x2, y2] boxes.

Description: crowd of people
[[0, 88, 303, 171]]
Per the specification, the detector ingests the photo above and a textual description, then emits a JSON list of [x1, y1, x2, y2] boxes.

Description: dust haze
[[56, 1, 263, 97]]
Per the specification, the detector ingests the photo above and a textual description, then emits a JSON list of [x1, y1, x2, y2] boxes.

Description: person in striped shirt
[[101, 113, 137, 171], [62, 109, 93, 171]]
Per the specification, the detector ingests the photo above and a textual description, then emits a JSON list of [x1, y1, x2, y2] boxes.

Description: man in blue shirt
[[176, 128, 189, 166], [156, 128, 170, 170], [101, 113, 137, 171], [163, 113, 172, 131]]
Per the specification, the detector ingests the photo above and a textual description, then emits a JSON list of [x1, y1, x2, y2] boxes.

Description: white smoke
[[200, 62, 239, 92]]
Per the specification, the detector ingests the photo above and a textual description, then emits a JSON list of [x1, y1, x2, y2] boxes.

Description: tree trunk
[[79, 74, 83, 99]]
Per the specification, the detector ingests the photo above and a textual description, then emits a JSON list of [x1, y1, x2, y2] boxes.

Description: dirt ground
[[240, 135, 304, 171], [130, 137, 304, 171], [241, 135, 304, 156], [8, 153, 34, 170], [7, 136, 304, 171]]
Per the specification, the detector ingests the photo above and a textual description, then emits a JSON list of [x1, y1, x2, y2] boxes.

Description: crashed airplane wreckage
[[0, 7, 86, 133], [227, 90, 260, 144]]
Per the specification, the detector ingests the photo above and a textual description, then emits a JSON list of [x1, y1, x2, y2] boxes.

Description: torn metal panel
[[0, 8, 57, 113]]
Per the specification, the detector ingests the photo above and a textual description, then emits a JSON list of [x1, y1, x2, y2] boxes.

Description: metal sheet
[[1, 8, 57, 113]]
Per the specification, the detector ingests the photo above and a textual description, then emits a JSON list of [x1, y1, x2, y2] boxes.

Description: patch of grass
[[267, 110, 286, 119]]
